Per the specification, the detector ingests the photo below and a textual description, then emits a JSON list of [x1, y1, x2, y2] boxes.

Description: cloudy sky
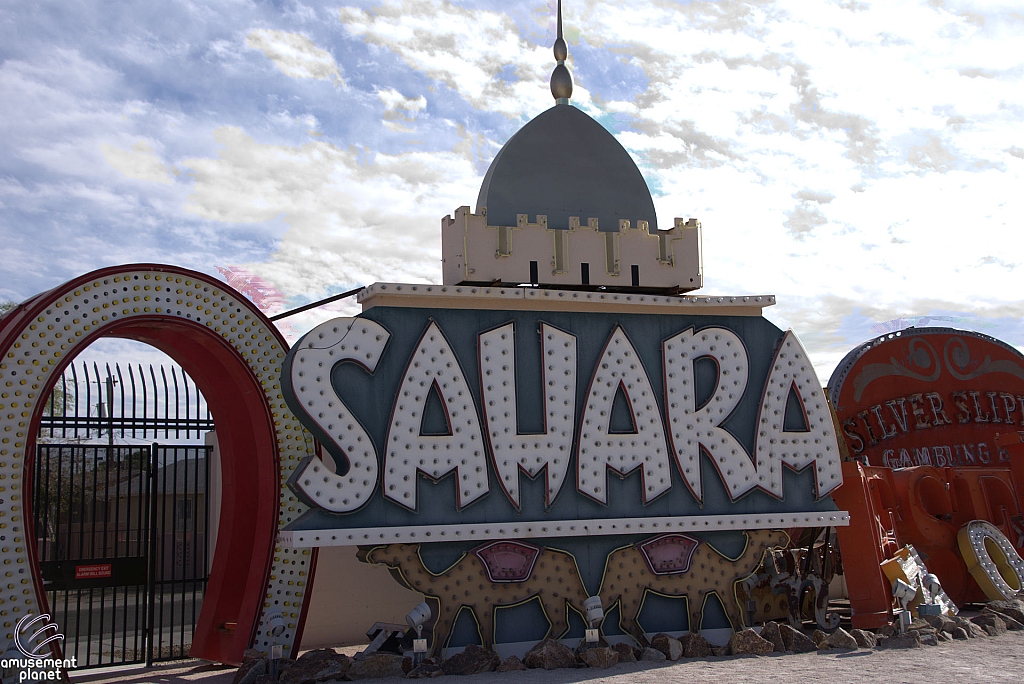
[[1, 0, 1022, 382]]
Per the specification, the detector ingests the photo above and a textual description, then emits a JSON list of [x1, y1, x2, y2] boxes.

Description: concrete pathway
[[70, 630, 1024, 684]]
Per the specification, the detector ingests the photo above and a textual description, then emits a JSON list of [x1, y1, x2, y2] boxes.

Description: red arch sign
[[0, 265, 314, 664]]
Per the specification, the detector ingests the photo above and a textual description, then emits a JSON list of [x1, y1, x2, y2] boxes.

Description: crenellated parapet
[[441, 205, 702, 292]]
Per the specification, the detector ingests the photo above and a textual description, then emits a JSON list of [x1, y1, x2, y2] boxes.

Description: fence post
[[146, 442, 158, 667]]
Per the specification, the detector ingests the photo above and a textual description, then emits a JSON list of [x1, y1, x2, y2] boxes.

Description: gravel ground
[[71, 630, 1024, 684]]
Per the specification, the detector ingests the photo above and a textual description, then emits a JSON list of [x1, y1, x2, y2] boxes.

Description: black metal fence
[[33, 362, 214, 668], [149, 445, 211, 664], [39, 361, 213, 441]]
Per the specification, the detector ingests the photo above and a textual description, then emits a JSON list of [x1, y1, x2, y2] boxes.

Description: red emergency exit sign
[[75, 563, 112, 580]]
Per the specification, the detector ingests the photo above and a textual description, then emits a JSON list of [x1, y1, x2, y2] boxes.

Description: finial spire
[[550, 0, 573, 104]]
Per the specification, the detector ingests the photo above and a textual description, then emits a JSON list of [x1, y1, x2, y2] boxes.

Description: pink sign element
[[215, 266, 287, 315], [637, 534, 701, 575], [473, 541, 541, 583]]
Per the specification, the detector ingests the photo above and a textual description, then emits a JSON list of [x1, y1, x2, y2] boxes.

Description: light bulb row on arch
[[0, 268, 315, 655]]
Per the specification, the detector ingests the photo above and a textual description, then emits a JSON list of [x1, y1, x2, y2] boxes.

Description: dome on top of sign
[[475, 106, 658, 232], [474, 1, 657, 233], [443, 1, 702, 293]]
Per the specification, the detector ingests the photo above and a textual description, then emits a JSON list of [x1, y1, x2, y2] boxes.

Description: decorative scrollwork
[[852, 338, 940, 401], [944, 336, 1024, 382]]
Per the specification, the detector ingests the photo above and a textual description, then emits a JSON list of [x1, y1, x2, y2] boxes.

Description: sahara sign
[[829, 328, 1024, 469], [280, 286, 847, 544]]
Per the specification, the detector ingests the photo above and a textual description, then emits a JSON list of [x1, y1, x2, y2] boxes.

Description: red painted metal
[[830, 329, 1024, 468], [3, 264, 290, 666], [830, 462, 900, 629], [829, 329, 1024, 621], [118, 319, 279, 665]]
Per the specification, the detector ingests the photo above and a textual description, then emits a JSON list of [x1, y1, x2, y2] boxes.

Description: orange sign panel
[[829, 329, 1024, 468]]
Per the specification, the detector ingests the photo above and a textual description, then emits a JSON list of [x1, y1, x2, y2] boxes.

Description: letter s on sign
[[841, 418, 865, 454], [285, 318, 391, 513]]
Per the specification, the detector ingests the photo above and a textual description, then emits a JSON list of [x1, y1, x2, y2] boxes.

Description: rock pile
[[728, 629, 774, 655], [522, 638, 576, 670], [230, 599, 1024, 681], [438, 644, 499, 676]]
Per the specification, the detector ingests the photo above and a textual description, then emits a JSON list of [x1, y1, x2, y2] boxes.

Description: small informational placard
[[413, 639, 428, 653], [74, 563, 112, 580], [585, 629, 599, 643]]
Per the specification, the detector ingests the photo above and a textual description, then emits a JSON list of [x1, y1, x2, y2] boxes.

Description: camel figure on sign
[[598, 529, 789, 645], [357, 541, 591, 655]]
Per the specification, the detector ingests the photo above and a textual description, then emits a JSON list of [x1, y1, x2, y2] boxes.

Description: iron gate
[[33, 444, 211, 667], [32, 362, 215, 668]]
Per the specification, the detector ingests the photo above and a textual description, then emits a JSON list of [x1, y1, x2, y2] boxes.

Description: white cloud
[[377, 88, 427, 113], [377, 88, 427, 133], [101, 141, 174, 184], [338, 3, 562, 118], [328, 1, 1023, 378], [180, 125, 480, 300], [5, 0, 1024, 384], [246, 29, 345, 85]]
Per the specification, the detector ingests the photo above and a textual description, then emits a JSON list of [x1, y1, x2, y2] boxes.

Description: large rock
[[403, 655, 440, 679], [524, 639, 577, 670], [639, 647, 666, 662], [406, 661, 444, 679], [232, 658, 266, 684], [760, 622, 785, 652], [440, 644, 499, 676], [850, 629, 877, 649], [877, 632, 922, 650], [729, 629, 774, 655], [496, 656, 527, 672], [875, 623, 897, 638], [650, 633, 683, 661], [679, 633, 713, 658], [982, 608, 1024, 630], [972, 613, 1008, 637], [908, 617, 931, 631], [778, 624, 816, 653], [916, 631, 938, 646], [955, 617, 987, 639], [951, 627, 969, 640], [242, 649, 265, 663], [987, 599, 1024, 625], [923, 614, 958, 635], [579, 647, 619, 669], [612, 642, 638, 663], [278, 650, 350, 684], [817, 628, 858, 651], [346, 653, 405, 680]]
